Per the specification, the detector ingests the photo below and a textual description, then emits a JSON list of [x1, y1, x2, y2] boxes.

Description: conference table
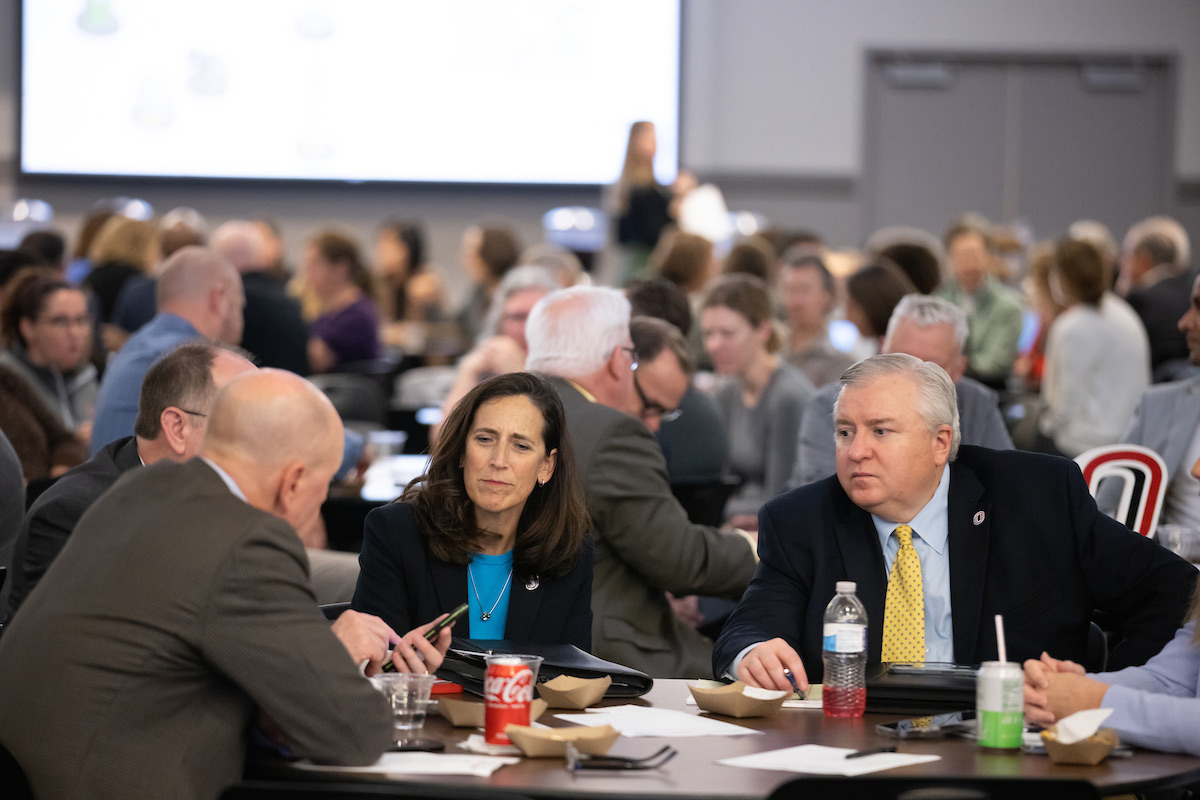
[[243, 679, 1200, 799]]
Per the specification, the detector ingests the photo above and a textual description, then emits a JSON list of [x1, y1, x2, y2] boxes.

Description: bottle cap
[[836, 580, 856, 594]]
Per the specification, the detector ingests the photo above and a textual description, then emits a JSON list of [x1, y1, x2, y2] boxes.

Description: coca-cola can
[[483, 654, 544, 745]]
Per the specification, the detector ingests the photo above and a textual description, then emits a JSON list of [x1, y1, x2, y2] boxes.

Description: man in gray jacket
[[525, 286, 757, 678], [790, 294, 1013, 488]]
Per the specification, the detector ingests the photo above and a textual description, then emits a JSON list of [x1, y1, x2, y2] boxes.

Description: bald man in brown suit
[[0, 371, 452, 800]]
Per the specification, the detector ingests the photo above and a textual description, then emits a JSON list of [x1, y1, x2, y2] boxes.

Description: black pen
[[845, 746, 897, 759], [782, 668, 805, 700]]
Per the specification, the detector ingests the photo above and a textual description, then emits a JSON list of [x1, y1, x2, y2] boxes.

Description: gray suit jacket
[[551, 377, 756, 678], [789, 376, 1014, 488], [1098, 376, 1200, 518], [0, 459, 390, 800]]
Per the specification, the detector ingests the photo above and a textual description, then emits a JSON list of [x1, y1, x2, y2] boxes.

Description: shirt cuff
[[726, 641, 767, 681]]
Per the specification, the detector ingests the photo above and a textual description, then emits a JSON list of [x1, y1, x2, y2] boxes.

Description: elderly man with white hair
[[714, 353, 1196, 692], [525, 285, 757, 678], [789, 294, 1012, 488], [1117, 216, 1194, 381]]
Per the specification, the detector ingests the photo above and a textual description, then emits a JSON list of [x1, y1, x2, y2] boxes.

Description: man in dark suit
[[2, 342, 256, 621], [213, 220, 310, 375], [525, 287, 757, 678], [713, 353, 1196, 692], [1119, 216, 1193, 382], [0, 370, 452, 800]]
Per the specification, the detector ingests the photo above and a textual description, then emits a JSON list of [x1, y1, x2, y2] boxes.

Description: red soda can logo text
[[484, 658, 533, 745]]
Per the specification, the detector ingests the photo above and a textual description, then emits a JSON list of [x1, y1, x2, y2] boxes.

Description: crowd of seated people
[[3, 194, 1200, 800]]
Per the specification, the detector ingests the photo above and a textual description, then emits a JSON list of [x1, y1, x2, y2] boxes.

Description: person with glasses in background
[[524, 286, 756, 678], [701, 274, 815, 529]]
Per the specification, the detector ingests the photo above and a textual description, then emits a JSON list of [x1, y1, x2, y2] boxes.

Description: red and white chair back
[[1074, 444, 1168, 538]]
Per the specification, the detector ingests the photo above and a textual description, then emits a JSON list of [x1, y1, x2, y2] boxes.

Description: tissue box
[[1041, 727, 1120, 765]]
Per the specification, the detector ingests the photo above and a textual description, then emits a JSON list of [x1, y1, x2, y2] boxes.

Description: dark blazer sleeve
[[558, 540, 594, 651], [713, 489, 818, 680], [201, 514, 391, 766], [352, 503, 434, 636]]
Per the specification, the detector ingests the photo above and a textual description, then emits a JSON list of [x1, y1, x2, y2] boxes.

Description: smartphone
[[380, 603, 469, 672], [423, 602, 469, 642], [876, 710, 976, 739]]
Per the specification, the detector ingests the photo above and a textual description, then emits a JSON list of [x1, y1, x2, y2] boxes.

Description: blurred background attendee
[[722, 236, 775, 283], [1012, 243, 1065, 395], [0, 363, 87, 486], [701, 274, 814, 525], [776, 247, 855, 388], [251, 215, 291, 283], [519, 243, 587, 289], [0, 250, 43, 301], [374, 220, 445, 355], [433, 265, 563, 443], [353, 372, 593, 647], [1037, 238, 1150, 457], [454, 224, 521, 345], [64, 209, 116, 285], [1117, 216, 1193, 382], [627, 277, 727, 486], [82, 215, 158, 329], [110, 208, 209, 339], [844, 258, 917, 349], [18, 230, 67, 275], [614, 120, 695, 281], [0, 269, 97, 442], [304, 230, 380, 373], [654, 230, 716, 367], [212, 221, 310, 375], [864, 225, 944, 295], [935, 216, 1025, 390]]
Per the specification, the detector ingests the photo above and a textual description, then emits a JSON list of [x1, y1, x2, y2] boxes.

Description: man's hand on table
[[1023, 651, 1107, 726], [738, 638, 809, 693], [330, 610, 453, 676]]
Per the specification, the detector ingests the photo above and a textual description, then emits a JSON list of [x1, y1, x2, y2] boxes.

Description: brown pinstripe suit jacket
[[0, 458, 390, 800]]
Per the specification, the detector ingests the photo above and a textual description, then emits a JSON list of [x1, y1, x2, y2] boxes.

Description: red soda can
[[483, 654, 543, 745]]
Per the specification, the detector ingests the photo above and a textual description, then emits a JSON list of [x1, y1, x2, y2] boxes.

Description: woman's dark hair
[[878, 241, 942, 295], [381, 221, 427, 274], [1054, 238, 1107, 307], [478, 227, 522, 282], [312, 230, 373, 296], [702, 273, 781, 353], [402, 372, 590, 578], [0, 267, 78, 348], [722, 236, 775, 282], [846, 258, 917, 339]]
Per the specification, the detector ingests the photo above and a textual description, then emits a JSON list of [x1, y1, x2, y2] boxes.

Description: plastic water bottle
[[822, 580, 868, 718]]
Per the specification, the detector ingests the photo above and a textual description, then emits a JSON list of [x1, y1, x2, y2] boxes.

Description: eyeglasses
[[177, 409, 207, 419], [620, 346, 639, 371], [633, 373, 682, 424]]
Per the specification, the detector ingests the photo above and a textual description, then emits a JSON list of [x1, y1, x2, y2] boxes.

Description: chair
[[767, 776, 1100, 800], [310, 374, 387, 428], [0, 740, 34, 800], [1074, 444, 1167, 537]]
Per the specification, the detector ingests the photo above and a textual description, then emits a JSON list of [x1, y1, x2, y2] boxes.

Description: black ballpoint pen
[[845, 746, 898, 759]]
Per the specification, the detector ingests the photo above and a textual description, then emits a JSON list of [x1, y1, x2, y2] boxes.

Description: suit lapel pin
[[973, 511, 986, 526], [525, 575, 540, 591]]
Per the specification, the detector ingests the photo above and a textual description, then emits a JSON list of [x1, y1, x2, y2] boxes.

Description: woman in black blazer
[[353, 372, 593, 648]]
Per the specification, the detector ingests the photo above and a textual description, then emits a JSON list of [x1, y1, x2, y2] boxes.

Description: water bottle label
[[822, 623, 866, 653]]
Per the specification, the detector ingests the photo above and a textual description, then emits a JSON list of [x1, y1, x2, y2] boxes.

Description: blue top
[[467, 551, 514, 639], [1096, 621, 1200, 755], [89, 313, 203, 454], [870, 465, 953, 663]]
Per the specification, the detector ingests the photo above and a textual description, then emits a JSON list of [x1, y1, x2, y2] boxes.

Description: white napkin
[[1054, 707, 1114, 745]]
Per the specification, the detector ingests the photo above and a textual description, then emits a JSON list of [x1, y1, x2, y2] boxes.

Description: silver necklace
[[468, 565, 513, 621]]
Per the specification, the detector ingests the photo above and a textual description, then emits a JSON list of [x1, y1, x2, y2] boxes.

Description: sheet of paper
[[719, 744, 941, 776], [555, 705, 760, 737], [293, 752, 519, 777]]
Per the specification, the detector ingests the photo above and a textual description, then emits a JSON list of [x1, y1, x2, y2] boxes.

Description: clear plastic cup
[[370, 672, 435, 741]]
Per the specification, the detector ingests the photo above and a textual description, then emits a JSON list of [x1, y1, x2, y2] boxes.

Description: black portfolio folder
[[437, 638, 654, 699]]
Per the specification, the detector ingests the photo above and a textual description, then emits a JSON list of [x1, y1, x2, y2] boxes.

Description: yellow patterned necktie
[[882, 524, 925, 663]]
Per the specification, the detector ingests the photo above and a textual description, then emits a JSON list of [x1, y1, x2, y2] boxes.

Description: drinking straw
[[995, 614, 1007, 663]]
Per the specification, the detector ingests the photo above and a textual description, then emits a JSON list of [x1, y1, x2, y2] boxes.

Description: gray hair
[[477, 264, 563, 343], [884, 294, 969, 353], [835, 353, 961, 459], [1124, 216, 1191, 273], [525, 286, 631, 378]]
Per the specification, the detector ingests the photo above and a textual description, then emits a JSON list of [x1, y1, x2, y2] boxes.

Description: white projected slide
[[21, 0, 679, 185]]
